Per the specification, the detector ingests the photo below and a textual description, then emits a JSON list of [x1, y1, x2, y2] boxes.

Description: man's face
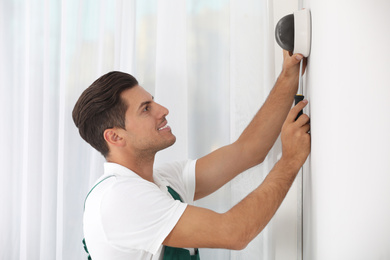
[[118, 85, 176, 155]]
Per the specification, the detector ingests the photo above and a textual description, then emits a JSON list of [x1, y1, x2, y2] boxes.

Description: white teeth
[[158, 125, 168, 131]]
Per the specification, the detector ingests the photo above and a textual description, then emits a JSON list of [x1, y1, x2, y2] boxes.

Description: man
[[72, 50, 310, 260]]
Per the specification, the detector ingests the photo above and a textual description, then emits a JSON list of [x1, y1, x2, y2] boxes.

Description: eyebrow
[[138, 96, 154, 111]]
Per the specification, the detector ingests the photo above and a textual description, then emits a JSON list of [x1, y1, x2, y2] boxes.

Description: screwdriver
[[295, 59, 304, 120]]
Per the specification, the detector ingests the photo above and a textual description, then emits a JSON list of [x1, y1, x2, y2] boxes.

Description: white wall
[[302, 0, 390, 259]]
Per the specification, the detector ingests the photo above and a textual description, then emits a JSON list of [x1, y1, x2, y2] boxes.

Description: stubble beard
[[137, 133, 176, 160]]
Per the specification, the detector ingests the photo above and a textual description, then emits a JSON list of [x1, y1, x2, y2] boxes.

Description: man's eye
[[143, 106, 149, 112]]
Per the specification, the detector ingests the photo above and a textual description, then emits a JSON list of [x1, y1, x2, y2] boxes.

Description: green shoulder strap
[[167, 186, 183, 202], [83, 175, 115, 210]]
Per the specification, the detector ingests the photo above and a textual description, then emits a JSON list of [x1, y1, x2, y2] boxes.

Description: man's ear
[[104, 128, 125, 147]]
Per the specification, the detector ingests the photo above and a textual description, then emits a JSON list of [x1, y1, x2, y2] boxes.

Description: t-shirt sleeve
[[155, 159, 197, 204], [100, 177, 187, 255]]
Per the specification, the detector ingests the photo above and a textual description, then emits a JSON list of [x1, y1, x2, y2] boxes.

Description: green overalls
[[82, 176, 200, 260], [164, 187, 200, 260]]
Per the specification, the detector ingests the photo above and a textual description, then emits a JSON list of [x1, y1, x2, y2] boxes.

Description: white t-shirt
[[83, 160, 197, 260]]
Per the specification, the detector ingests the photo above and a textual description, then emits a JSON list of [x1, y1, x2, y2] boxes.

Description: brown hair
[[72, 71, 138, 157]]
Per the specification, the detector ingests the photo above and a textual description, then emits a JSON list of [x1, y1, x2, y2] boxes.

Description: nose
[[156, 102, 169, 118]]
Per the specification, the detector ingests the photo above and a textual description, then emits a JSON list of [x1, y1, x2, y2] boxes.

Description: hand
[[281, 50, 307, 79], [280, 100, 311, 170]]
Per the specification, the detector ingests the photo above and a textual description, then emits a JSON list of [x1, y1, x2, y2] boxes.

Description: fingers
[[282, 50, 308, 77], [300, 121, 311, 133], [283, 50, 304, 67], [282, 49, 304, 63], [283, 50, 289, 59], [286, 100, 308, 123], [296, 112, 310, 127], [280, 104, 311, 168]]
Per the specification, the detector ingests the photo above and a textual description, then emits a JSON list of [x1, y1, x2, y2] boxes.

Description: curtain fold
[[229, 0, 276, 258], [0, 1, 294, 259], [154, 0, 188, 166]]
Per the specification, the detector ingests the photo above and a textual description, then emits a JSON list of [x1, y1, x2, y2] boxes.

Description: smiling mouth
[[158, 125, 170, 131], [158, 119, 171, 131]]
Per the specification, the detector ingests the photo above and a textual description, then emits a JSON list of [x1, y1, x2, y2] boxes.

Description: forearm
[[236, 71, 299, 166], [166, 159, 300, 250], [223, 158, 299, 249], [224, 98, 311, 249]]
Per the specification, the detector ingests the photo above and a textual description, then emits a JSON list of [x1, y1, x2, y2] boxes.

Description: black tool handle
[[294, 94, 304, 120]]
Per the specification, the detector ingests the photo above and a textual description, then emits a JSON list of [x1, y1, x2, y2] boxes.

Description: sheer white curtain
[[0, 0, 296, 259]]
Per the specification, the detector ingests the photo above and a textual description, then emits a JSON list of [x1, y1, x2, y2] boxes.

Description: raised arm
[[194, 51, 306, 200], [164, 101, 311, 249]]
